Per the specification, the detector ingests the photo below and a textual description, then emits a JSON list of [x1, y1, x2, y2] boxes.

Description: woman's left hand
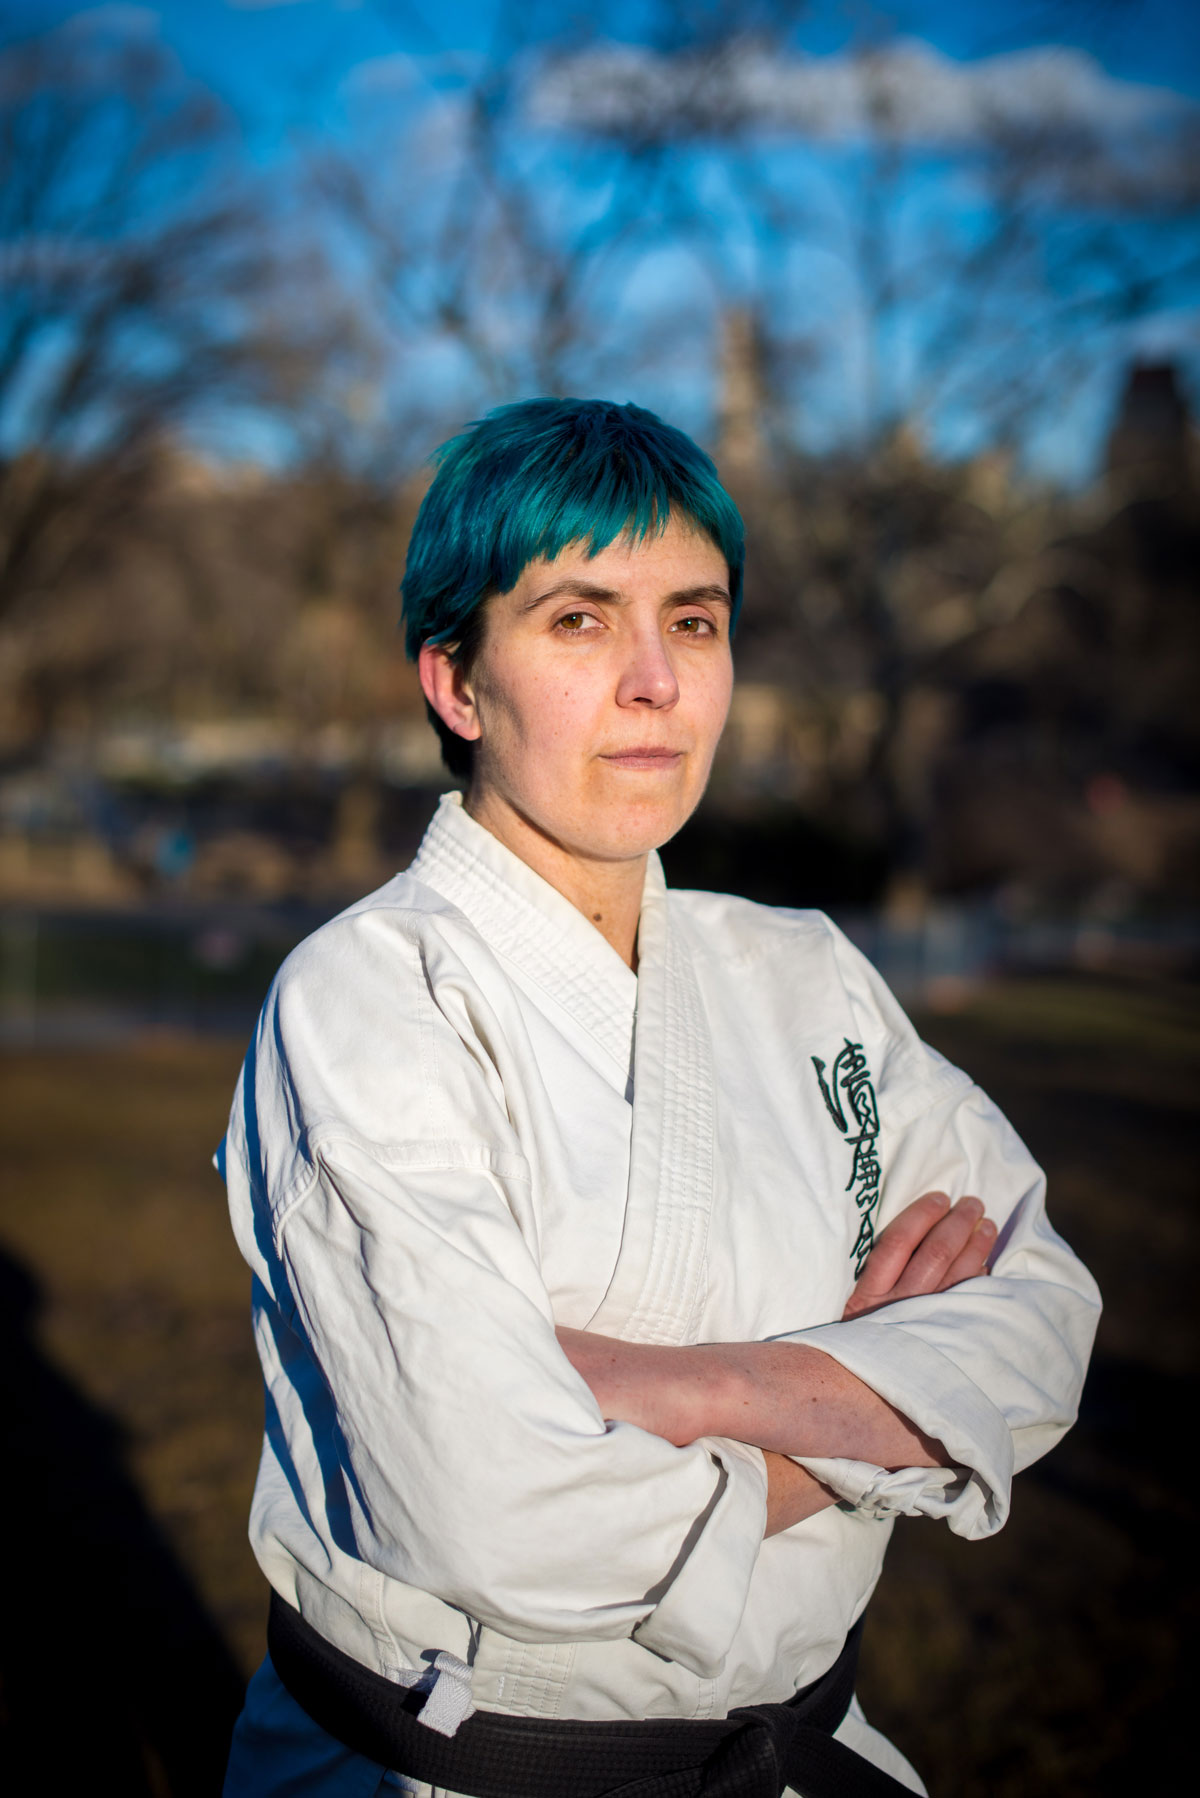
[[842, 1191, 996, 1320]]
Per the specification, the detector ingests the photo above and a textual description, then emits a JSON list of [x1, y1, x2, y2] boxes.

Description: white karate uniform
[[220, 792, 1100, 1797]]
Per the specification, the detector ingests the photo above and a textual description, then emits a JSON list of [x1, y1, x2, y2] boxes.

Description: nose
[[615, 625, 680, 709]]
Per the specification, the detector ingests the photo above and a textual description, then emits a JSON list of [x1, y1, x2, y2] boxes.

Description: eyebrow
[[519, 578, 732, 614]]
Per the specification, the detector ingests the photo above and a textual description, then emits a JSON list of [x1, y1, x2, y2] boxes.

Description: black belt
[[268, 1592, 915, 1797]]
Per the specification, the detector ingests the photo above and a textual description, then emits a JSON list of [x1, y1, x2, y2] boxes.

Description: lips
[[600, 747, 684, 769]]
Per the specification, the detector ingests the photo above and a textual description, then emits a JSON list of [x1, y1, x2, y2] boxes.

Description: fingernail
[[932, 1192, 951, 1210], [959, 1196, 984, 1219], [975, 1219, 997, 1239]]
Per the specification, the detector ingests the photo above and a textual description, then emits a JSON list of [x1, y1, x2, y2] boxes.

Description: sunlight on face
[[463, 514, 734, 868]]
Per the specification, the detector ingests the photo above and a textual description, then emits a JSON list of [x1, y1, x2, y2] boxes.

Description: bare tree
[[299, 0, 1198, 487], [531, 17, 1200, 456], [301, 0, 820, 453], [0, 17, 327, 628]]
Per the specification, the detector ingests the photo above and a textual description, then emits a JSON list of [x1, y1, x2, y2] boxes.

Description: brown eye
[[557, 611, 596, 633], [673, 615, 713, 635]]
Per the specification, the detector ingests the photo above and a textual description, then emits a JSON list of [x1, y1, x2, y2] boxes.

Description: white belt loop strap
[[386, 1649, 476, 1737]]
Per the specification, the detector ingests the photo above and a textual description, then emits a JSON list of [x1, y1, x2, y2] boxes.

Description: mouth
[[599, 747, 685, 772]]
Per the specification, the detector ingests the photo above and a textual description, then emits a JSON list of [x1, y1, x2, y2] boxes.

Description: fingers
[[843, 1191, 998, 1319], [890, 1196, 992, 1300], [848, 1191, 952, 1304], [938, 1215, 997, 1290]]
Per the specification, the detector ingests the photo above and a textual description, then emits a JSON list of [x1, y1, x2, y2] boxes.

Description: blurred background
[[0, 0, 1195, 1792]]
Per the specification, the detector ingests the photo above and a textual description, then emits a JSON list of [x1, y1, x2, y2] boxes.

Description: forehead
[[506, 513, 729, 593]]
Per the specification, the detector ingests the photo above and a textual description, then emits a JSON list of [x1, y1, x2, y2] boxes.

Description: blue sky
[[6, 0, 1200, 149], [3, 0, 1199, 481]]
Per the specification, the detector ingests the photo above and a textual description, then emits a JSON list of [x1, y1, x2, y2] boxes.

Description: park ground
[[0, 971, 1194, 1795]]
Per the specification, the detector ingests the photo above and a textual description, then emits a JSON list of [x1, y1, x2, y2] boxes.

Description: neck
[[464, 790, 646, 970]]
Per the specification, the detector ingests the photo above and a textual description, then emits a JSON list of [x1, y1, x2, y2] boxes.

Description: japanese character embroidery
[[812, 1039, 882, 1275]]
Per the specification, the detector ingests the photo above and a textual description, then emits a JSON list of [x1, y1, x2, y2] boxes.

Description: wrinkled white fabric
[[221, 790, 1099, 1776]]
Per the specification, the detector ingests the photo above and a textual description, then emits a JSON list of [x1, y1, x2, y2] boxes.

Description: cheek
[[482, 669, 588, 762], [715, 664, 735, 718], [695, 661, 734, 736]]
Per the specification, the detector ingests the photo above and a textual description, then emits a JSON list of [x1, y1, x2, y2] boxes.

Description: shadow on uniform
[[0, 1247, 245, 1797]]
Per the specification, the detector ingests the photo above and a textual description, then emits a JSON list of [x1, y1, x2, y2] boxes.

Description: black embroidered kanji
[[812, 1040, 882, 1275]]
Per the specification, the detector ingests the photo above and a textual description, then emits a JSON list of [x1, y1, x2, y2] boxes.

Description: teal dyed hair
[[400, 397, 744, 660]]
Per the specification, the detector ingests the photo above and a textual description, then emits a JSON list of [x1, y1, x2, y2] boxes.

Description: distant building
[[715, 308, 769, 484], [1105, 361, 1194, 492]]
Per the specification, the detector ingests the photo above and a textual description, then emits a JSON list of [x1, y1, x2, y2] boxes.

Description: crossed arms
[[557, 1190, 997, 1536]]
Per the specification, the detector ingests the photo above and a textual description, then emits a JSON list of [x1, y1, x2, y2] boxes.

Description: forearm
[[556, 1328, 947, 1468], [711, 1339, 946, 1466], [763, 1452, 840, 1534]]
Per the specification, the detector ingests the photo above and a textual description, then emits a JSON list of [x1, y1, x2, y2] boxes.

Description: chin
[[586, 801, 695, 861]]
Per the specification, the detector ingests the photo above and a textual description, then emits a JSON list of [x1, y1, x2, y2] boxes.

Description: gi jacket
[[222, 793, 1100, 1732]]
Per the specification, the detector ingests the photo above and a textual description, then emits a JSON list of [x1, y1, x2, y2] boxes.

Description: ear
[[418, 642, 482, 743]]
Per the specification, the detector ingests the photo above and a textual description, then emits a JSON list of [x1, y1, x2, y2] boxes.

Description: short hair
[[400, 398, 745, 777]]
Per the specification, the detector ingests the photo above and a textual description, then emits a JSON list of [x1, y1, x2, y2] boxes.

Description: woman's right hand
[[842, 1191, 996, 1319]]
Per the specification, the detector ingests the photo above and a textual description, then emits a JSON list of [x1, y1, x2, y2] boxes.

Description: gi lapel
[[409, 794, 637, 1075], [585, 858, 716, 1346]]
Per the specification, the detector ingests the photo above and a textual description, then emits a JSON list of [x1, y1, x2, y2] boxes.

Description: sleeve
[[781, 928, 1101, 1541], [234, 911, 768, 1678]]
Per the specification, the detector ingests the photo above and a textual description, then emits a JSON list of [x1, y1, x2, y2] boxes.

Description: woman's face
[[420, 514, 734, 868]]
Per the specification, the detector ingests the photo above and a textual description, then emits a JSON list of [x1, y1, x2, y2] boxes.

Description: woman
[[221, 399, 1099, 1797]]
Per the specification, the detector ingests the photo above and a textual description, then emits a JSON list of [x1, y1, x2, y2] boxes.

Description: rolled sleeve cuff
[[791, 1454, 976, 1525], [775, 1317, 1015, 1539], [631, 1436, 767, 1676]]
